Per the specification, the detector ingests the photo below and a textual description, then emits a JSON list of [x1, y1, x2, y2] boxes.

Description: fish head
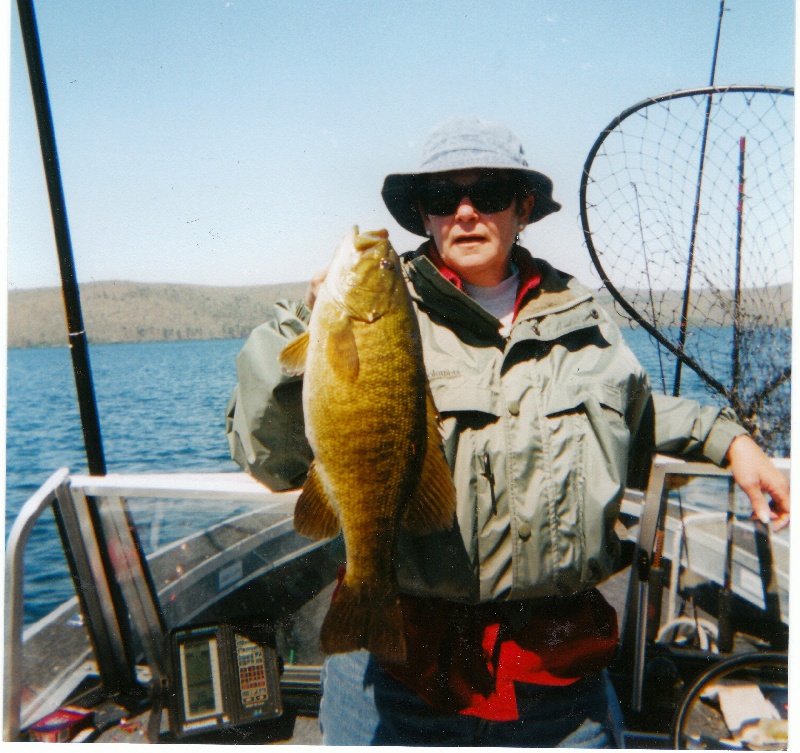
[[326, 227, 402, 323]]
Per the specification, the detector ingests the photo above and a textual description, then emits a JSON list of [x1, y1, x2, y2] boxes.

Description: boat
[[4, 457, 789, 745], [5, 0, 790, 746]]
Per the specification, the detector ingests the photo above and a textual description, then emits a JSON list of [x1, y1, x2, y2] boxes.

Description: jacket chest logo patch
[[429, 369, 461, 380]]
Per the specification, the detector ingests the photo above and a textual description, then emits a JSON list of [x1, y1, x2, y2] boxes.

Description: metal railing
[[3, 470, 300, 741], [626, 455, 790, 712]]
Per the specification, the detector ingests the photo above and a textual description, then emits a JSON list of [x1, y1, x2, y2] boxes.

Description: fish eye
[[379, 259, 392, 269]]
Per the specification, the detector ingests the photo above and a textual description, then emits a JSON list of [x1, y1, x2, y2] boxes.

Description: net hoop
[[579, 85, 793, 421]]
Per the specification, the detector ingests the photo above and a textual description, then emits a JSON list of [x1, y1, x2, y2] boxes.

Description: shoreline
[[8, 280, 791, 349]]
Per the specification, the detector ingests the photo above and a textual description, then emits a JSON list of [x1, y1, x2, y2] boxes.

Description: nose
[[454, 196, 479, 221]]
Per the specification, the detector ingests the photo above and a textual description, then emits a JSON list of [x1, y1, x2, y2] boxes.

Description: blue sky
[[7, 0, 795, 290]]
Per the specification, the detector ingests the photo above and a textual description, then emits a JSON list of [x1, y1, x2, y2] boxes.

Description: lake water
[[6, 338, 245, 622], [5, 328, 787, 623]]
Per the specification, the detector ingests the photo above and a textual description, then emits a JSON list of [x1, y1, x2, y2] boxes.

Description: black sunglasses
[[419, 176, 521, 216]]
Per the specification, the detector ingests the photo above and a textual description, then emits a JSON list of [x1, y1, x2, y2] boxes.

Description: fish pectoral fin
[[326, 318, 359, 382], [278, 331, 310, 376], [402, 390, 458, 534], [293, 463, 341, 539]]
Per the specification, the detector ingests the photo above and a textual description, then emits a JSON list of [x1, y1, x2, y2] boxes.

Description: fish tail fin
[[320, 584, 406, 664], [367, 596, 406, 665]]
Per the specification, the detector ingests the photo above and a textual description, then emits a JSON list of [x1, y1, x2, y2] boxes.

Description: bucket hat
[[382, 117, 561, 237]]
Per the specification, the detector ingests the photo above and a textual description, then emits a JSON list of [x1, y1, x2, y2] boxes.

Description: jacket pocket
[[429, 373, 501, 472], [429, 375, 501, 417], [545, 382, 629, 478], [532, 383, 628, 593]]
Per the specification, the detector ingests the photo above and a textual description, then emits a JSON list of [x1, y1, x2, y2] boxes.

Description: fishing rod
[[14, 1, 168, 701], [16, 0, 106, 475]]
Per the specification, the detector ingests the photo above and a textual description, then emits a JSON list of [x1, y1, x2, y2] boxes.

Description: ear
[[417, 200, 431, 234], [518, 194, 535, 224]]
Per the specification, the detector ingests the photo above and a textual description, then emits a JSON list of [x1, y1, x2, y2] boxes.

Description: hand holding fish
[[726, 434, 790, 531], [305, 264, 329, 310]]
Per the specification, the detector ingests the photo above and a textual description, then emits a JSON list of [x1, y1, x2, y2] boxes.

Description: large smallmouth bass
[[278, 227, 456, 663]]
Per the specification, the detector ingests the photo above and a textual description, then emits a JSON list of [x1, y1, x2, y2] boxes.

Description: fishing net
[[580, 86, 793, 455]]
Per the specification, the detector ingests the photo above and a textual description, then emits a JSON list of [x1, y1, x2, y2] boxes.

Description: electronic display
[[180, 637, 223, 719], [168, 622, 282, 737]]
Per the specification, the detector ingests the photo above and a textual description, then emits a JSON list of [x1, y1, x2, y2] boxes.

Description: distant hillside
[[7, 280, 790, 348], [594, 283, 792, 329], [8, 280, 309, 348]]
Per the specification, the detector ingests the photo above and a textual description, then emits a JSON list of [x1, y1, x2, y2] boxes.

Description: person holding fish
[[226, 117, 789, 747]]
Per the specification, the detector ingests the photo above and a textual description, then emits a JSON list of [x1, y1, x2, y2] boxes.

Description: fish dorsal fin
[[327, 318, 359, 382], [402, 388, 457, 534], [278, 331, 310, 376], [294, 462, 341, 540]]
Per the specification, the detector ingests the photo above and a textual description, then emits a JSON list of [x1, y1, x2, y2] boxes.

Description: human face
[[420, 170, 535, 287]]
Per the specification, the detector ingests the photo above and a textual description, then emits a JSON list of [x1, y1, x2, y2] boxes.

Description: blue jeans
[[318, 650, 624, 747]]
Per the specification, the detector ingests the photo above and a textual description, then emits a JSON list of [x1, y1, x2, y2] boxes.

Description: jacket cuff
[[703, 409, 748, 466]]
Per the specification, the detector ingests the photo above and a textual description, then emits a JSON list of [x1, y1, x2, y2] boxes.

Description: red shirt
[[425, 242, 543, 321], [377, 245, 619, 721], [384, 590, 618, 721]]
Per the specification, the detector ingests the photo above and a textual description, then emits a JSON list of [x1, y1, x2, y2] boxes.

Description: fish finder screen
[[180, 637, 223, 718]]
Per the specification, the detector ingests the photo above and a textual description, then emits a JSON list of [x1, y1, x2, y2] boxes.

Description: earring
[[425, 229, 432, 237]]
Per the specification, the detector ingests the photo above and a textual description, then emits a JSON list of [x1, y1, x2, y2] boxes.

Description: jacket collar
[[509, 261, 601, 345], [403, 243, 600, 342], [424, 241, 542, 319]]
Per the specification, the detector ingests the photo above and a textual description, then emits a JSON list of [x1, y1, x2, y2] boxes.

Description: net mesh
[[581, 87, 793, 455]]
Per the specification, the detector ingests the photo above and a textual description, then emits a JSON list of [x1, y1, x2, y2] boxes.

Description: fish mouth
[[354, 228, 389, 252], [332, 227, 396, 323]]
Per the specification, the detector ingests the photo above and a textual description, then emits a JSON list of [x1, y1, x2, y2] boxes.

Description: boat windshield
[[7, 471, 340, 736]]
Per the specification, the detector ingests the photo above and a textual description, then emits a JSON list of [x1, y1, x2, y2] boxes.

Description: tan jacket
[[226, 246, 746, 603]]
